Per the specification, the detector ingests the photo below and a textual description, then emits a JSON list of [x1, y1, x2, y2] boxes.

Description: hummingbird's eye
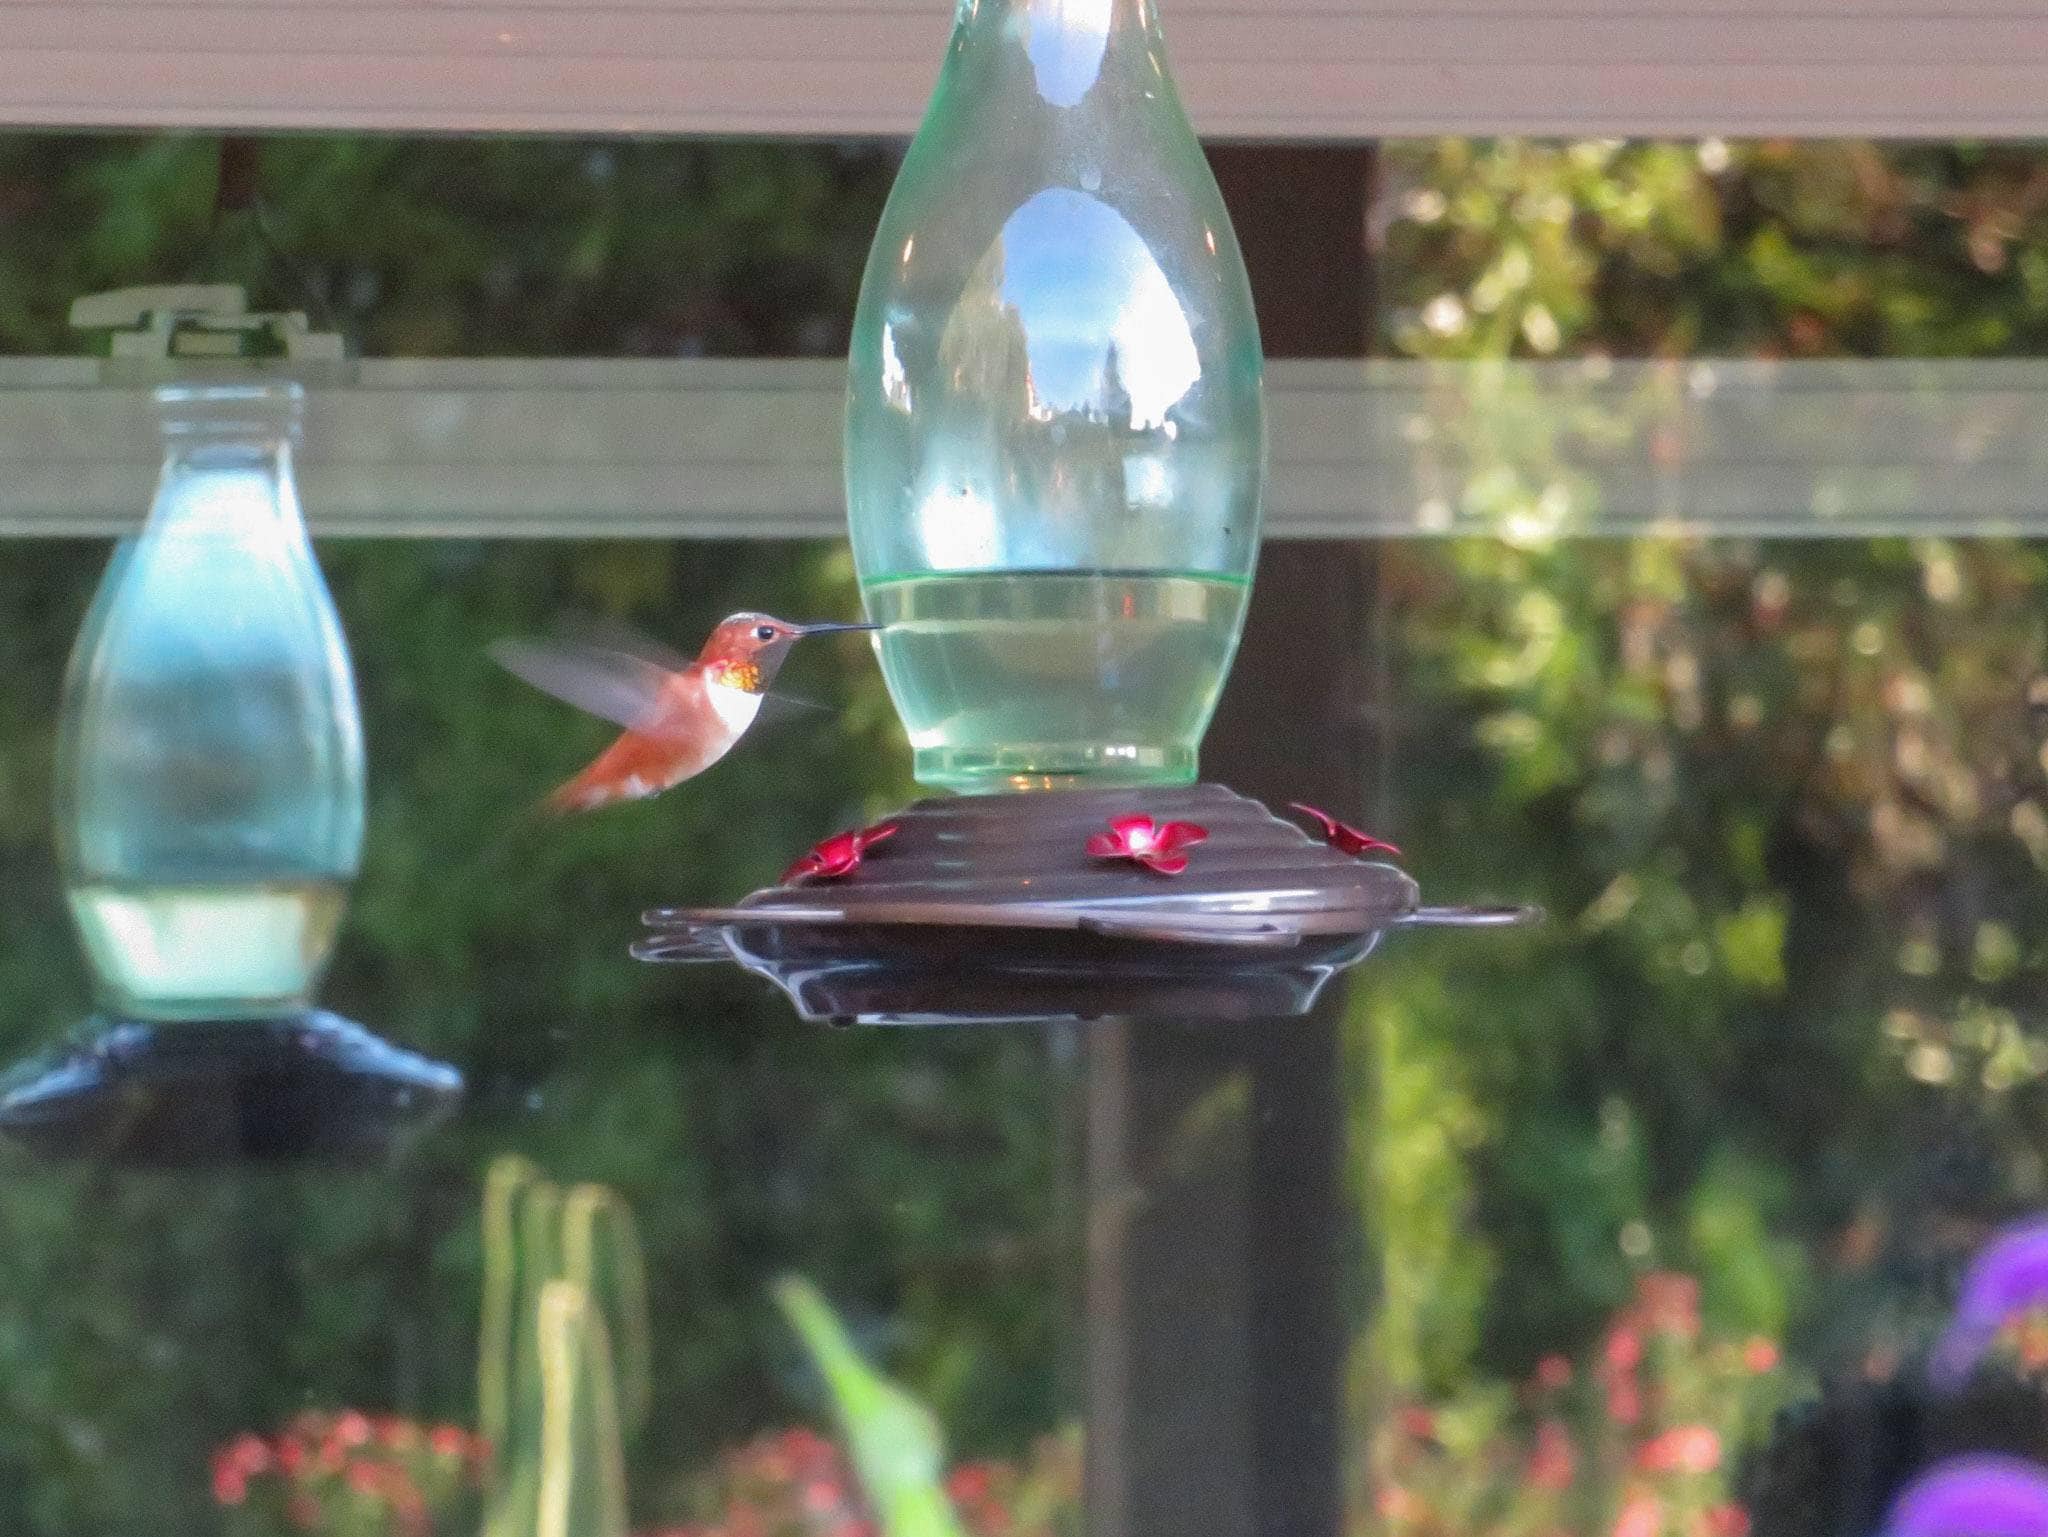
[[753, 624, 777, 642]]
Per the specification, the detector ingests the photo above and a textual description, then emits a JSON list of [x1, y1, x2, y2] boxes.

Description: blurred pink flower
[[1637, 1273, 1701, 1338], [1638, 1425, 1721, 1475], [224, 1435, 271, 1476], [212, 1465, 248, 1507], [1376, 1485, 1425, 1522], [1607, 1381, 1643, 1426], [948, 1465, 995, 1505], [345, 1460, 384, 1496], [1613, 1492, 1661, 1537], [1529, 1419, 1576, 1490], [1606, 1327, 1644, 1373]]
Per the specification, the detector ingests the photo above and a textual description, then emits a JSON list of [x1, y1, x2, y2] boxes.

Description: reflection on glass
[[55, 382, 364, 1020], [1021, 0, 1114, 107], [846, 0, 1265, 792]]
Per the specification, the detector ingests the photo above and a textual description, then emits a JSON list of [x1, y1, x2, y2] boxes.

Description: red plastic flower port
[[783, 822, 899, 884], [1086, 814, 1208, 876], [1289, 802, 1401, 859]]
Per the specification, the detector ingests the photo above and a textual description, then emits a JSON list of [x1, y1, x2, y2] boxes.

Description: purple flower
[[1883, 1456, 2048, 1537], [1932, 1215, 2048, 1387]]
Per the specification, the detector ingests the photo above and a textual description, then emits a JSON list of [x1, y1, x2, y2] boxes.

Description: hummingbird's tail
[[461, 792, 565, 883], [542, 761, 637, 814], [462, 750, 649, 882]]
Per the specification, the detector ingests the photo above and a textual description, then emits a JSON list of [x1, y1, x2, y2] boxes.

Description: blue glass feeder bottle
[[54, 381, 365, 1022]]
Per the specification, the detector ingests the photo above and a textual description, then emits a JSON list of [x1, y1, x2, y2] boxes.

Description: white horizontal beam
[[1, 357, 2044, 541], [0, 2, 2045, 138]]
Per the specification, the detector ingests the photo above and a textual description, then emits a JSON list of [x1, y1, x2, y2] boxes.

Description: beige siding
[[0, 2, 2043, 138]]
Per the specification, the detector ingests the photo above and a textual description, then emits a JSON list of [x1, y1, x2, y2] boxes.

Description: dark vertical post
[[1083, 146, 1380, 1537]]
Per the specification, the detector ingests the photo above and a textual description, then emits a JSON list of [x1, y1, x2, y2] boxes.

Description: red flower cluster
[[1085, 814, 1208, 876], [1529, 1418, 1575, 1490], [944, 1434, 1080, 1537], [211, 1411, 486, 1537], [646, 1426, 873, 1537], [783, 822, 899, 884], [651, 1425, 1080, 1537], [1637, 1425, 1722, 1476], [1372, 1270, 1788, 1537], [1593, 1273, 1701, 1429]]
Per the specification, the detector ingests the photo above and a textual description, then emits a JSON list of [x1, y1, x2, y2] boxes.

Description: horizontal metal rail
[[1, 357, 2043, 540]]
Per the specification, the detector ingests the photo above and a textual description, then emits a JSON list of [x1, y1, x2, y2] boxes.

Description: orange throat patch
[[710, 660, 765, 695]]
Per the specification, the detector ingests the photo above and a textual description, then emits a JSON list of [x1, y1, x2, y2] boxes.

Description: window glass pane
[[2, 130, 2048, 1537]]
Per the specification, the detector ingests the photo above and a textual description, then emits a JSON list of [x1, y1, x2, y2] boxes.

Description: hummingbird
[[490, 612, 877, 812]]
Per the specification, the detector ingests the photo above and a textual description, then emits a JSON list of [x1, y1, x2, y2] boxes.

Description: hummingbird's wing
[[489, 636, 680, 735], [491, 634, 831, 736], [549, 613, 695, 674]]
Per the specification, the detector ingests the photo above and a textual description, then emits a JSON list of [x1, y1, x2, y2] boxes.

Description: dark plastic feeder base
[[0, 1011, 463, 1167], [780, 930, 1381, 1027], [638, 782, 1539, 1026]]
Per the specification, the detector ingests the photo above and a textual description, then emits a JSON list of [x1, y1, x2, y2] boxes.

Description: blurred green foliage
[[0, 135, 898, 357], [1364, 139, 2048, 1425]]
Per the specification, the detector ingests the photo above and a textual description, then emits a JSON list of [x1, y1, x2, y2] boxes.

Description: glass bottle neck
[[958, 0, 1157, 25], [160, 435, 292, 470], [153, 382, 304, 449], [150, 385, 305, 532], [952, 0, 1169, 106]]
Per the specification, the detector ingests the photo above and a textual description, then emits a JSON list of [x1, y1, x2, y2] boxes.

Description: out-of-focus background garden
[[0, 135, 2045, 1536]]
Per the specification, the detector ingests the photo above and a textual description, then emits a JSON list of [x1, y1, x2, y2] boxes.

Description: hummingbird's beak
[[793, 621, 881, 636]]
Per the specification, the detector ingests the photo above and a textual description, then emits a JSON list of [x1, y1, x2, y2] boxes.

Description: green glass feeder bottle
[[847, 0, 1267, 793]]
